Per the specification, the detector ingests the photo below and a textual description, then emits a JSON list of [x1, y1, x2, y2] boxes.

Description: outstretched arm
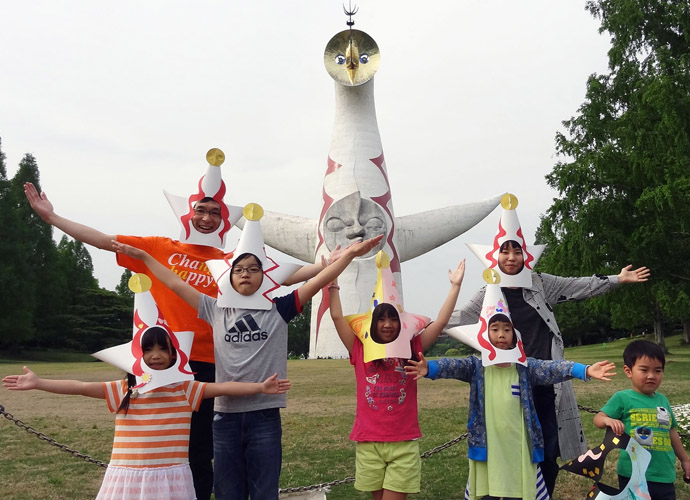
[[617, 265, 650, 283], [296, 235, 384, 308], [283, 245, 344, 286], [24, 183, 116, 250], [113, 241, 201, 310], [420, 259, 466, 350], [405, 353, 429, 381], [593, 411, 625, 436], [3, 366, 105, 399], [328, 271, 355, 354], [203, 373, 291, 399]]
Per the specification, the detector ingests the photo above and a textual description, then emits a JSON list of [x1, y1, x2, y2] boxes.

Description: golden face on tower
[[324, 29, 380, 86]]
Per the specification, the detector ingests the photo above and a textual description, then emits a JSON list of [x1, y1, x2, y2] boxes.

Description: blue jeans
[[213, 408, 282, 500]]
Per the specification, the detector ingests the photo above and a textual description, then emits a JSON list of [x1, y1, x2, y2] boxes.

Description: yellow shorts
[[354, 441, 421, 494]]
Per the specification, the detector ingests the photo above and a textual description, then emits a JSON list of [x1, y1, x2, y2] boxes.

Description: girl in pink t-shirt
[[328, 258, 465, 500]]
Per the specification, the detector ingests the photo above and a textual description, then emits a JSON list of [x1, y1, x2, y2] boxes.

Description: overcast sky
[[1, 1, 611, 317]]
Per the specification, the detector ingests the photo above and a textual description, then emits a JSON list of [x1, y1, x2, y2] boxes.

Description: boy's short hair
[[623, 339, 665, 369]]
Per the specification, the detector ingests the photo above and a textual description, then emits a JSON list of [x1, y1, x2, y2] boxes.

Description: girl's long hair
[[117, 327, 177, 414]]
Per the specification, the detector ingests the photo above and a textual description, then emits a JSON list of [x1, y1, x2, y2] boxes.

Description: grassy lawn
[[1, 335, 689, 500]]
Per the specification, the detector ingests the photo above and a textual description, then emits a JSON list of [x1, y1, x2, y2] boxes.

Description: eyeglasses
[[232, 265, 262, 275], [194, 208, 222, 219]]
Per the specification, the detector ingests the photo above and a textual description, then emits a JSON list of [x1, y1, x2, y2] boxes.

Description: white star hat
[[466, 193, 545, 288], [92, 273, 195, 393], [164, 148, 244, 248], [346, 251, 430, 363], [206, 203, 301, 310], [446, 272, 527, 366]]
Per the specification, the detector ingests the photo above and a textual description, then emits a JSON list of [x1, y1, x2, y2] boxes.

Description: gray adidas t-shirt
[[198, 292, 300, 413]]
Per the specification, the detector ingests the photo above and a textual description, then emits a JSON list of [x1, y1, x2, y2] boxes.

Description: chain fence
[[2, 402, 688, 495]]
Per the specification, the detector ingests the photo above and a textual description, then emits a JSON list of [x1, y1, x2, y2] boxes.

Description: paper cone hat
[[164, 148, 244, 248], [466, 193, 545, 288], [560, 427, 651, 500], [206, 203, 301, 309], [92, 273, 194, 393], [446, 272, 527, 366], [345, 251, 430, 363]]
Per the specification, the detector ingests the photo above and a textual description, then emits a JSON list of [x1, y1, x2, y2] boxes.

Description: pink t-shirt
[[349, 336, 422, 442]]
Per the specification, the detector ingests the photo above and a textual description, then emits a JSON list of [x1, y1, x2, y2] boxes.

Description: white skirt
[[96, 464, 196, 500]]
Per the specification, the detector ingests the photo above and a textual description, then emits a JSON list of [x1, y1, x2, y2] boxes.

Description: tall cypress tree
[[0, 141, 35, 349]]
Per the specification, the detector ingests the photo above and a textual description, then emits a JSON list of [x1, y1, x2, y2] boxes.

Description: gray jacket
[[446, 271, 619, 460]]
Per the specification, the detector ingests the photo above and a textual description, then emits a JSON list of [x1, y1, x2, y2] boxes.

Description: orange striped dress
[[96, 379, 206, 500]]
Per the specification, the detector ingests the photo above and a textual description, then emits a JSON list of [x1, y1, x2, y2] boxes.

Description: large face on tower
[[323, 191, 387, 257]]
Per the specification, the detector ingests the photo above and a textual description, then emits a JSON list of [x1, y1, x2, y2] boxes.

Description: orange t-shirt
[[116, 235, 227, 364], [103, 379, 206, 468]]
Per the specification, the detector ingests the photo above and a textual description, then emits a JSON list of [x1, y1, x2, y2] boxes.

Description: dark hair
[[500, 240, 522, 252], [370, 303, 401, 344], [623, 340, 665, 369], [196, 197, 219, 205], [231, 253, 262, 272], [117, 327, 176, 415], [487, 314, 517, 347]]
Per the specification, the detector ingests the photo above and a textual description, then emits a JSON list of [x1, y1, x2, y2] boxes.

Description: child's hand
[[2, 366, 39, 391], [112, 240, 146, 260], [261, 373, 291, 394], [587, 360, 616, 382], [448, 259, 466, 286], [346, 234, 384, 258], [586, 361, 616, 381], [605, 417, 625, 436], [405, 353, 429, 380]]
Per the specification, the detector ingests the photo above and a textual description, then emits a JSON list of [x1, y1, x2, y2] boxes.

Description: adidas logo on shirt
[[224, 314, 269, 343]]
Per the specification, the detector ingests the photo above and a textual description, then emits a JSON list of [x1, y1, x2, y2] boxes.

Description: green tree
[[288, 300, 311, 358], [537, 0, 690, 350], [0, 141, 35, 349], [116, 269, 134, 298]]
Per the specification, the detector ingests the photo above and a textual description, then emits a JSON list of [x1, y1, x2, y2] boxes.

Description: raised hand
[[405, 352, 429, 381], [586, 361, 616, 381], [448, 259, 466, 287], [618, 265, 650, 283], [24, 183, 55, 222]]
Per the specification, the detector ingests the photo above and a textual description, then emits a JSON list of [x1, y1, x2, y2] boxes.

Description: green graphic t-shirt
[[600, 389, 677, 483]]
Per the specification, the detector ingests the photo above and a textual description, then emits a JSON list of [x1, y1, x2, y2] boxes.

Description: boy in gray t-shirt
[[114, 235, 383, 500]]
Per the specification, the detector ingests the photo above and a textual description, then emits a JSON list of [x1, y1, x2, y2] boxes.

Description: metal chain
[[0, 403, 108, 468], [3, 400, 687, 495]]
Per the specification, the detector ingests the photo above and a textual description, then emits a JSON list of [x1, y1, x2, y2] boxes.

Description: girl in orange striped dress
[[2, 327, 290, 500]]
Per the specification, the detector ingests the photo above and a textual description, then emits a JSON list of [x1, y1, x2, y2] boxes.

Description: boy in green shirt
[[594, 340, 690, 500]]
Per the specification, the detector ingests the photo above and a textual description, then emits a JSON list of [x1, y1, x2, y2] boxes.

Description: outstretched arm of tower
[[24, 182, 116, 250], [419, 259, 466, 350], [396, 195, 503, 262], [113, 241, 201, 310]]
